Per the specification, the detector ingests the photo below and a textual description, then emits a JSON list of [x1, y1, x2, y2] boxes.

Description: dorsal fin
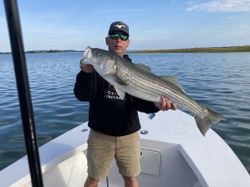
[[161, 76, 186, 93], [134, 63, 152, 73], [134, 63, 185, 93]]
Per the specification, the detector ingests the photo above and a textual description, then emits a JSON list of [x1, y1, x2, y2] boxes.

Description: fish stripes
[[82, 47, 225, 135]]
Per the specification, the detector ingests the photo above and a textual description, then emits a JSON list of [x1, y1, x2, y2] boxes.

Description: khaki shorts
[[87, 129, 141, 180]]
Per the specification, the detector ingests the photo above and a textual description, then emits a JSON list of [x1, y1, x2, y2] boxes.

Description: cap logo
[[114, 24, 126, 29]]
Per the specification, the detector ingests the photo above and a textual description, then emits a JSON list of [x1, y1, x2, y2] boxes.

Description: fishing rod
[[4, 0, 44, 186]]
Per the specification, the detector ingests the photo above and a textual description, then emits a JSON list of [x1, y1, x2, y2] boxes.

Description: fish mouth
[[83, 46, 93, 59]]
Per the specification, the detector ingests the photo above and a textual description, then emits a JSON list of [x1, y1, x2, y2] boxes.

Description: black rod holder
[[4, 0, 44, 186]]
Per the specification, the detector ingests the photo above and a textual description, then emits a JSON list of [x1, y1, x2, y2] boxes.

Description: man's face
[[106, 33, 130, 56]]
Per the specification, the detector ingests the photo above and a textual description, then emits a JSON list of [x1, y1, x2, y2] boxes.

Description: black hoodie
[[73, 55, 159, 136]]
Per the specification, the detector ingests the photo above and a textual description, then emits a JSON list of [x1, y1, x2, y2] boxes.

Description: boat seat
[[43, 151, 88, 187], [14, 152, 88, 187]]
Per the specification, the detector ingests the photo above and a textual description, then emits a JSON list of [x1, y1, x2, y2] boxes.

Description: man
[[74, 21, 176, 187]]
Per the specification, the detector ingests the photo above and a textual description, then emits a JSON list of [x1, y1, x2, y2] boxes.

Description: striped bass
[[82, 47, 225, 135]]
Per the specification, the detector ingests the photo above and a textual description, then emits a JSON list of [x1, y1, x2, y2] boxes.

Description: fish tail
[[195, 107, 225, 136]]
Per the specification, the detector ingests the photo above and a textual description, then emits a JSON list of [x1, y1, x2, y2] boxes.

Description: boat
[[1, 110, 249, 187], [2, 1, 250, 186]]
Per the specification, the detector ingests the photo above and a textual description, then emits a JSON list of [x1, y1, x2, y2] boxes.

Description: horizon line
[[1, 45, 250, 54]]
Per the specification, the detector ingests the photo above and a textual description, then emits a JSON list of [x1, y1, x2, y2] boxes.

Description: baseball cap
[[108, 21, 129, 36]]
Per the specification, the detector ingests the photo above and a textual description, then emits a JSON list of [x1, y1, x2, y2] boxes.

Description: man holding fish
[[74, 21, 176, 187]]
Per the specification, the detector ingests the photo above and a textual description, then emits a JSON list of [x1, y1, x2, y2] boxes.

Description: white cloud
[[187, 0, 250, 12]]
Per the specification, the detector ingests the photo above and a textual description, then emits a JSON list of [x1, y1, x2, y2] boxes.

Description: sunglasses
[[109, 33, 129, 41]]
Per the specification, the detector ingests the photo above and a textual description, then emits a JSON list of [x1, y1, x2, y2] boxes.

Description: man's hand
[[80, 59, 94, 73], [154, 96, 177, 111]]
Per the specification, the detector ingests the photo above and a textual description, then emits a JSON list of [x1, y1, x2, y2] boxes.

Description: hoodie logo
[[104, 84, 125, 101]]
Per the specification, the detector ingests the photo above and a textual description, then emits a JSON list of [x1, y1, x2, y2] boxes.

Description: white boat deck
[[137, 111, 250, 187], [0, 110, 249, 187]]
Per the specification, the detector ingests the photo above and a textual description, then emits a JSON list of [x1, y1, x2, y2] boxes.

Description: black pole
[[4, 0, 44, 186]]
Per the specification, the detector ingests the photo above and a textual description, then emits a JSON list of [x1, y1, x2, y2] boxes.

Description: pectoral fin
[[114, 86, 126, 99]]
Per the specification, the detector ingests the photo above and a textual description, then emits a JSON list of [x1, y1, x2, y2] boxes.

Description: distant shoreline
[[1, 45, 250, 54], [128, 46, 250, 53], [0, 50, 83, 54]]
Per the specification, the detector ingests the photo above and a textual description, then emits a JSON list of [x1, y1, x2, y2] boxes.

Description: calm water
[[0, 52, 250, 173]]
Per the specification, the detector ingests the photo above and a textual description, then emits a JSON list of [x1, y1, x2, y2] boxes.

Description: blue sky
[[1, 0, 250, 52]]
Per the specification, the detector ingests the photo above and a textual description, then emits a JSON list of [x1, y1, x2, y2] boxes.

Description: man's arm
[[73, 68, 95, 101]]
